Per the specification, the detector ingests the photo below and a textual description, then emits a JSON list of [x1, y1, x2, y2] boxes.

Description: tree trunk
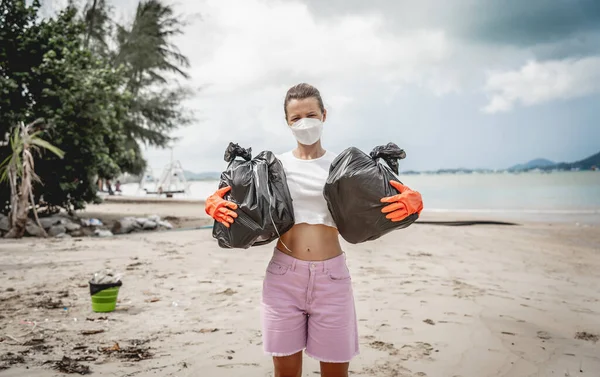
[[7, 166, 18, 229], [5, 151, 35, 239], [84, 0, 99, 48], [4, 177, 28, 238], [30, 188, 48, 238]]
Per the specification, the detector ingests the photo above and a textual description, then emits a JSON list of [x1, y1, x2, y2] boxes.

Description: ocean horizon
[[119, 170, 600, 223]]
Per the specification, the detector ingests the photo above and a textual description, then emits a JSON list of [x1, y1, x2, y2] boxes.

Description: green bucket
[[90, 282, 122, 313]]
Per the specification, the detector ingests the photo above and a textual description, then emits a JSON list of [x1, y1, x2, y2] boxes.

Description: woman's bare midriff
[[276, 223, 343, 261]]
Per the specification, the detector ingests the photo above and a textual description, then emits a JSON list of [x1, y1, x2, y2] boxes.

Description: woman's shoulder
[[275, 150, 294, 161], [324, 149, 338, 158]]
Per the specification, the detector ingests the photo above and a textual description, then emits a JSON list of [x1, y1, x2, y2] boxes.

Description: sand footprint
[[452, 279, 485, 299], [402, 327, 414, 335]]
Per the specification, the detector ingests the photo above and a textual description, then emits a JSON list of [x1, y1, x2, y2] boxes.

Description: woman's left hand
[[380, 181, 423, 222]]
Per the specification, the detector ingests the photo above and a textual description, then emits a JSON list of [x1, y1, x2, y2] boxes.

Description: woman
[[205, 83, 423, 377]]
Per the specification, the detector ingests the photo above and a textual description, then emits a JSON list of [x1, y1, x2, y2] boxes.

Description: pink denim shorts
[[261, 248, 359, 363]]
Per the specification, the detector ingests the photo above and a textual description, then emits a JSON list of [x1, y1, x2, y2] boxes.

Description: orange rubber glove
[[380, 181, 423, 222], [205, 186, 238, 228]]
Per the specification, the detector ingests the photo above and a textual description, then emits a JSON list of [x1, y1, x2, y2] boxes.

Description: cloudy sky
[[43, 0, 600, 172]]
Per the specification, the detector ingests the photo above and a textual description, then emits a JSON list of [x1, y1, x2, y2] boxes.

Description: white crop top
[[276, 150, 337, 229]]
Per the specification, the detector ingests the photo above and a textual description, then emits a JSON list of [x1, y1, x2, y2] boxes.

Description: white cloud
[[153, 0, 457, 171], [482, 56, 600, 113], [186, 0, 452, 92], [35, 0, 600, 172]]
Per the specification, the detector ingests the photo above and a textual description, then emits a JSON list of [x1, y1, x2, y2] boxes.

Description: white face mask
[[289, 117, 323, 145]]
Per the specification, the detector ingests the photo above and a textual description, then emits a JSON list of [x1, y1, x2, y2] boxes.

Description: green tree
[[83, 0, 112, 55], [0, 2, 136, 213], [0, 0, 193, 216], [82, 0, 193, 165], [115, 0, 193, 152]]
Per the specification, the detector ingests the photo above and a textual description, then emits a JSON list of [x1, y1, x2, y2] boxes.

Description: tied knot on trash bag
[[224, 142, 252, 162], [369, 142, 406, 175], [324, 142, 418, 244], [89, 269, 123, 296], [213, 142, 295, 249]]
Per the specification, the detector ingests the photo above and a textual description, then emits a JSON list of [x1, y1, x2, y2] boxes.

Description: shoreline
[[91, 196, 600, 227]]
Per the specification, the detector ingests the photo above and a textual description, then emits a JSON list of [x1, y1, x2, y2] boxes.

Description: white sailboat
[[139, 149, 191, 198]]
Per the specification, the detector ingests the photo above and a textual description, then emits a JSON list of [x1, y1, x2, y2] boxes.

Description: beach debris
[[81, 218, 103, 227], [575, 331, 598, 343], [37, 297, 64, 309], [145, 298, 160, 303], [94, 229, 113, 237], [219, 288, 237, 296], [423, 319, 436, 326], [81, 329, 105, 336], [196, 328, 219, 334], [55, 232, 72, 239], [112, 217, 141, 234], [90, 269, 122, 285], [0, 352, 26, 371], [48, 356, 92, 375], [86, 317, 108, 322], [23, 338, 44, 346], [99, 341, 153, 361], [126, 262, 144, 271]]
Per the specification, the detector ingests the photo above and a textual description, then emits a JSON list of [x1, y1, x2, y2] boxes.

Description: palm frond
[[29, 138, 65, 159]]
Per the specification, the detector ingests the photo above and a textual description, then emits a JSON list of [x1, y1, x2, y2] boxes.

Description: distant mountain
[[508, 158, 555, 171], [548, 150, 600, 171], [183, 170, 221, 181], [510, 151, 600, 172]]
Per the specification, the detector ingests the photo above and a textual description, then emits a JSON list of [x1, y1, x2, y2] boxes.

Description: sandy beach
[[1, 200, 599, 377]]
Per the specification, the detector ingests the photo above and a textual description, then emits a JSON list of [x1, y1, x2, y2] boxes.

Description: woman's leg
[[305, 255, 359, 367], [320, 361, 349, 377], [262, 251, 309, 377], [273, 351, 303, 377]]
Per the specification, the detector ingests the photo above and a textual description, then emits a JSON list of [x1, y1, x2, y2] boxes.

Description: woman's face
[[286, 97, 327, 126]]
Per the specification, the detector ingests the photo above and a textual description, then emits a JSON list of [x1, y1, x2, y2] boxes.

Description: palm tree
[[80, 0, 192, 173], [0, 120, 64, 238], [82, 0, 112, 56], [115, 0, 190, 94], [114, 0, 192, 149]]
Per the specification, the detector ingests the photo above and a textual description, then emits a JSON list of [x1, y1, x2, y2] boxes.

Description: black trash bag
[[212, 142, 295, 249], [89, 281, 122, 296], [324, 142, 419, 244]]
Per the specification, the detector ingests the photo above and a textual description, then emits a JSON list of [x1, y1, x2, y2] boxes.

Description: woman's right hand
[[205, 186, 238, 228]]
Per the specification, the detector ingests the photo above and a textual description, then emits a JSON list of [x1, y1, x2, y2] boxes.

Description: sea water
[[121, 171, 600, 223]]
